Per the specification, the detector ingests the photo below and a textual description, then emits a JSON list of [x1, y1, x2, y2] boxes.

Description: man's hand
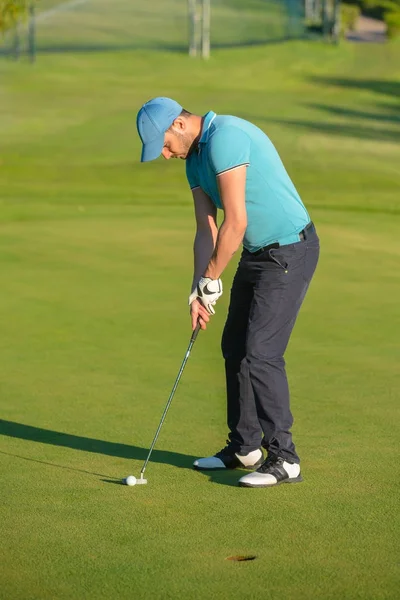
[[196, 277, 223, 315], [189, 298, 210, 331]]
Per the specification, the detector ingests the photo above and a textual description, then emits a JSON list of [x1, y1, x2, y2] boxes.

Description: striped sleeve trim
[[190, 185, 201, 191], [216, 163, 250, 176]]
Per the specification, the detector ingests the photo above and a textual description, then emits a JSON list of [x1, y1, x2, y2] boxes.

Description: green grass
[[1, 3, 400, 598]]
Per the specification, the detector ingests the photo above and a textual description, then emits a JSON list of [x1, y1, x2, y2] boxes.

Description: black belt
[[251, 222, 315, 256]]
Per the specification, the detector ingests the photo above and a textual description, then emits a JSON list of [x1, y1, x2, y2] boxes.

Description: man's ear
[[171, 116, 187, 133]]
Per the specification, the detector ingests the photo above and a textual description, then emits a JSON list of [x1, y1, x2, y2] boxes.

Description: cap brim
[[140, 135, 164, 163]]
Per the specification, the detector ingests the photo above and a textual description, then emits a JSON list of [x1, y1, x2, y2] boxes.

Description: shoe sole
[[239, 475, 304, 488], [193, 459, 264, 472], [193, 464, 262, 472]]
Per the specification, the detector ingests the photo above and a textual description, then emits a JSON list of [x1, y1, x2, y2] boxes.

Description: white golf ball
[[124, 475, 137, 486]]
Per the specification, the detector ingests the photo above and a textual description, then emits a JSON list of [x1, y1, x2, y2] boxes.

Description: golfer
[[136, 97, 319, 488]]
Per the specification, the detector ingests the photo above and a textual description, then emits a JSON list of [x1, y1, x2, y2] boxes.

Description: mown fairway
[[0, 2, 400, 598]]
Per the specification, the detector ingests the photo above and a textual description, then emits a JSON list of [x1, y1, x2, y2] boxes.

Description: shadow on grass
[[308, 77, 400, 100], [235, 76, 400, 147], [278, 118, 400, 143], [0, 36, 293, 58], [239, 112, 400, 145], [306, 103, 400, 125], [0, 419, 248, 487], [101, 478, 125, 485], [201, 469, 245, 488], [0, 419, 196, 469]]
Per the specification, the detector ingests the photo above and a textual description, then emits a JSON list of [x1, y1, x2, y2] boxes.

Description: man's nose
[[162, 148, 172, 160]]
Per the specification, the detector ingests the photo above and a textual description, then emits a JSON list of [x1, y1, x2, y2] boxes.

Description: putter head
[[137, 475, 148, 485]]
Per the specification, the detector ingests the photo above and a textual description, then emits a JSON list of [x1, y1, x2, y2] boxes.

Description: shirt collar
[[199, 111, 217, 144]]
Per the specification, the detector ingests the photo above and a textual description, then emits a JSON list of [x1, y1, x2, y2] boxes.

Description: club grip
[[190, 322, 201, 343]]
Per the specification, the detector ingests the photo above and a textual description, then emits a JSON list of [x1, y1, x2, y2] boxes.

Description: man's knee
[[246, 347, 286, 366], [222, 341, 246, 362], [221, 327, 246, 361]]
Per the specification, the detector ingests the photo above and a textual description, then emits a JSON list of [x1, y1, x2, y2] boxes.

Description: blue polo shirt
[[186, 111, 310, 252]]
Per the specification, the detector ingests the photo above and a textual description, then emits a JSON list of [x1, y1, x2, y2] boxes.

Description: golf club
[[124, 322, 201, 486]]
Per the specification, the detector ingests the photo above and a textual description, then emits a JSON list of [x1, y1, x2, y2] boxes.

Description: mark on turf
[[225, 555, 257, 562]]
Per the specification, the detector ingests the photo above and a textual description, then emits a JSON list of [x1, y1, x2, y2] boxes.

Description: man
[[136, 97, 319, 488]]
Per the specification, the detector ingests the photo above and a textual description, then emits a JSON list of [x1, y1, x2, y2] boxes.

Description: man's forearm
[[191, 229, 217, 292], [204, 220, 246, 280]]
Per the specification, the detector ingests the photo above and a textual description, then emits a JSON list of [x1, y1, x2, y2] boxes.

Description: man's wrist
[[203, 266, 219, 280]]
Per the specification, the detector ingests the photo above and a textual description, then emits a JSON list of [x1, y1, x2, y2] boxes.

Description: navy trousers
[[221, 227, 320, 463]]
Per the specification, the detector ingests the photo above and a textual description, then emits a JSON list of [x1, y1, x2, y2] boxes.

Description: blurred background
[[1, 2, 399, 599]]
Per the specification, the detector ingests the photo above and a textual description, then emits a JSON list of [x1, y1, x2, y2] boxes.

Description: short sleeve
[[186, 155, 200, 190], [207, 127, 251, 175]]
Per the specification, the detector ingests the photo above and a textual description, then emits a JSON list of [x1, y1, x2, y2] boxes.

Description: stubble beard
[[173, 130, 195, 159]]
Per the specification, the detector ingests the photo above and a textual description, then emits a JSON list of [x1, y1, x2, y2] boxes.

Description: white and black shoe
[[193, 446, 264, 471], [239, 454, 303, 487]]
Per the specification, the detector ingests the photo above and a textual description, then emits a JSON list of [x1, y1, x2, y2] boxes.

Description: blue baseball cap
[[137, 97, 183, 162]]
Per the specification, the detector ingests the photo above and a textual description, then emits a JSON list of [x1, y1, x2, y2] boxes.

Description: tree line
[[0, 1, 36, 33], [344, 0, 400, 36]]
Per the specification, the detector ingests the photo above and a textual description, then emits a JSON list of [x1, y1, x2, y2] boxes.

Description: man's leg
[[222, 266, 262, 453], [193, 260, 263, 470], [239, 233, 320, 486]]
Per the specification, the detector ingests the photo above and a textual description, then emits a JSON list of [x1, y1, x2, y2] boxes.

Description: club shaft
[[140, 323, 201, 476]]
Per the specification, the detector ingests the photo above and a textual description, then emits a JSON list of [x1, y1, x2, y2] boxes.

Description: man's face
[[162, 123, 193, 160]]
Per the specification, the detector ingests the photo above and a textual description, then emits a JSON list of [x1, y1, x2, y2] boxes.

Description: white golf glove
[[195, 277, 223, 315], [188, 289, 198, 306]]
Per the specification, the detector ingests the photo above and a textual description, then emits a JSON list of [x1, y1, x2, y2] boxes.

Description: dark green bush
[[384, 9, 400, 36]]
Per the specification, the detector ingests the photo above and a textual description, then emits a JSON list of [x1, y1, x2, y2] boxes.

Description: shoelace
[[258, 454, 282, 473], [216, 442, 236, 457]]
